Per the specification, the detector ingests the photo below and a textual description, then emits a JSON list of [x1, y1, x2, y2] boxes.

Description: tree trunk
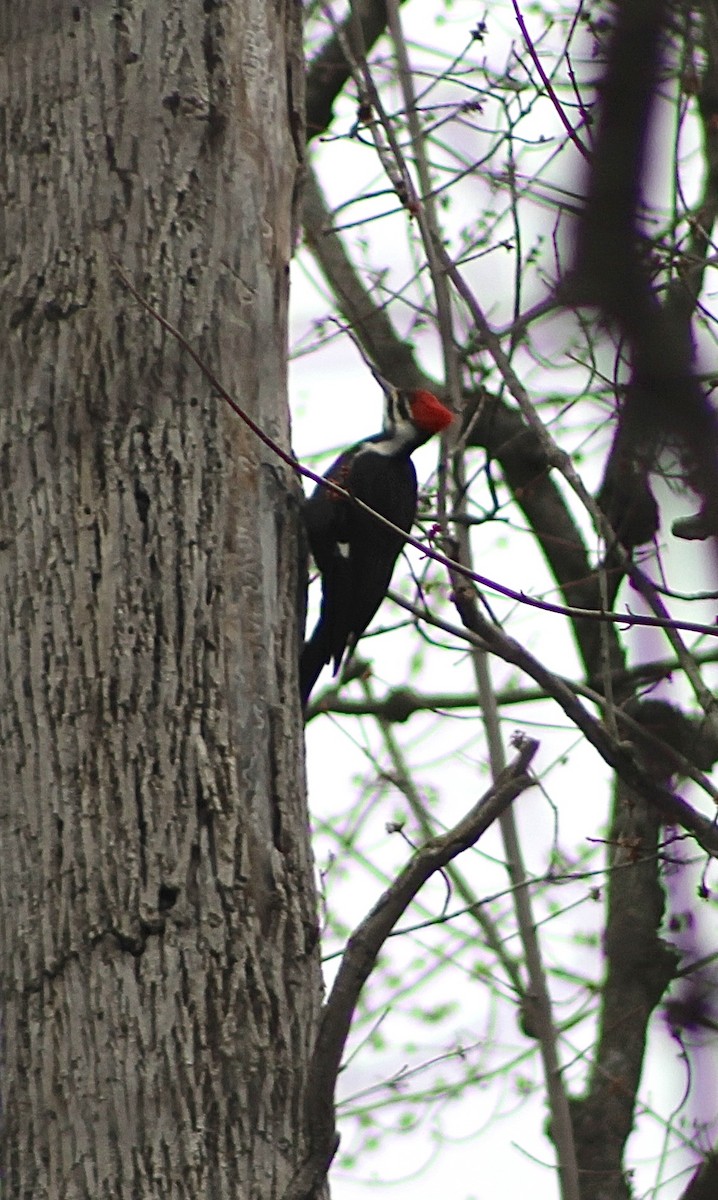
[[0, 2, 320, 1195]]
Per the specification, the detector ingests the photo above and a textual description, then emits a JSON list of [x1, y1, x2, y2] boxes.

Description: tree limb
[[283, 736, 539, 1200]]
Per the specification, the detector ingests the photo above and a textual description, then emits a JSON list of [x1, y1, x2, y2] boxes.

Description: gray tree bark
[[0, 2, 320, 1196]]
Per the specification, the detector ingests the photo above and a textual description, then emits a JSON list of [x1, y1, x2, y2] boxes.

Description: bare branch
[[467, 642, 580, 1200], [356, 670, 527, 1001], [511, 0, 590, 161], [302, 167, 425, 384], [445, 564, 718, 857], [114, 253, 718, 647], [283, 736, 539, 1200], [436, 241, 718, 715], [309, 604, 718, 805]]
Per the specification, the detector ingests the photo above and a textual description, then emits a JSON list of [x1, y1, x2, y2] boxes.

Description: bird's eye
[[396, 392, 411, 422]]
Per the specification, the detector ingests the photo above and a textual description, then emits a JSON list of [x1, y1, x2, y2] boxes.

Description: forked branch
[[282, 734, 539, 1200]]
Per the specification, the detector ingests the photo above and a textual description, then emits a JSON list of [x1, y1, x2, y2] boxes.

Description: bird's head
[[383, 386, 453, 442]]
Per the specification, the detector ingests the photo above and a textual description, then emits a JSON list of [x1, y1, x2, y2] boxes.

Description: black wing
[[300, 448, 417, 704], [338, 450, 417, 655]]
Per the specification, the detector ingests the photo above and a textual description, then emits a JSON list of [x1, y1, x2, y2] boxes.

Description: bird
[[299, 384, 453, 707]]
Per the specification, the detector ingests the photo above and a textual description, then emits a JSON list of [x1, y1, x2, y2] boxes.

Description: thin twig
[[442, 576, 718, 857], [357, 671, 527, 1000], [111, 257, 718, 644], [511, 0, 591, 161]]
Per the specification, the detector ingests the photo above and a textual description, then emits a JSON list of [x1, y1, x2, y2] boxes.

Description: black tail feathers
[[299, 624, 332, 708]]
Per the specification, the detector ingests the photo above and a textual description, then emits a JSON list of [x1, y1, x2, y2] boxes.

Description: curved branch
[[282, 736, 539, 1200]]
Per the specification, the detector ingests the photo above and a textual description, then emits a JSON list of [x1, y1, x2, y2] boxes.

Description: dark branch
[[573, 0, 718, 548]]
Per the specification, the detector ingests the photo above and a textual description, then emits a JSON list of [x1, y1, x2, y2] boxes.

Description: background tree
[[295, 2, 718, 1199]]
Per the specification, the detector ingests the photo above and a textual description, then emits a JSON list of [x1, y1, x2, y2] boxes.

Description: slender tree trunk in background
[[0, 2, 319, 1195]]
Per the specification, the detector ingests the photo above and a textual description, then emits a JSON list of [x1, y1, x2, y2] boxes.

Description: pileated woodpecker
[[299, 385, 453, 706]]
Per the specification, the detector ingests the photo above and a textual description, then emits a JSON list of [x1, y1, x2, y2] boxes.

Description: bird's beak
[[378, 379, 400, 430], [373, 369, 397, 400]]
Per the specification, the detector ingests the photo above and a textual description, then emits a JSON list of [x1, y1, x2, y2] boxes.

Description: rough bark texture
[[0, 2, 320, 1196]]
